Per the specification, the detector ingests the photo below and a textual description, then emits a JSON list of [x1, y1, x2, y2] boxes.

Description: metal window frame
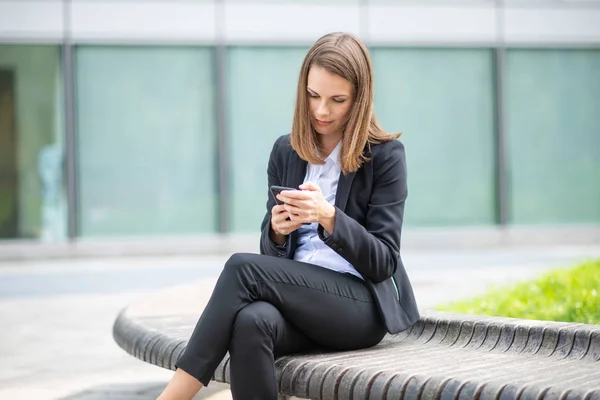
[[63, 0, 79, 241], [53, 0, 514, 239], [215, 0, 229, 234], [494, 0, 509, 226]]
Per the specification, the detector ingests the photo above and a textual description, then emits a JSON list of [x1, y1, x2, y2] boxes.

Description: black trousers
[[175, 253, 387, 400]]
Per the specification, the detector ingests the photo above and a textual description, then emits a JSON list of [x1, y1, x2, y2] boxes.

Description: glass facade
[[372, 48, 497, 227], [506, 49, 600, 225], [0, 42, 597, 240], [75, 46, 218, 237], [226, 46, 309, 232], [0, 45, 66, 241]]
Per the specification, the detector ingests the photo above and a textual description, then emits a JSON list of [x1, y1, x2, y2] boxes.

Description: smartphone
[[269, 185, 298, 205], [269, 185, 311, 225]]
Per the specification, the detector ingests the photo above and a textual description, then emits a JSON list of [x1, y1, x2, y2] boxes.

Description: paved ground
[[1, 245, 599, 399]]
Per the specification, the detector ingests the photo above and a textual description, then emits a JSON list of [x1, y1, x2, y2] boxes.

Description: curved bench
[[113, 283, 600, 399]]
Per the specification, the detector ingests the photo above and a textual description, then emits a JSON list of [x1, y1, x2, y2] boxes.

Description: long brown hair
[[290, 32, 400, 174]]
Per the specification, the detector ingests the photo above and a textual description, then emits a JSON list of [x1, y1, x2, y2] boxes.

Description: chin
[[312, 126, 334, 136]]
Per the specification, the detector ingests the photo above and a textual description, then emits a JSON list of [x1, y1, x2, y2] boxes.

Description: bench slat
[[113, 309, 600, 399]]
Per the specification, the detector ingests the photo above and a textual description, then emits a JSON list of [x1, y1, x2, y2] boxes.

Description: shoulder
[[268, 134, 294, 167], [368, 139, 407, 186], [369, 139, 405, 164], [273, 134, 292, 151], [269, 134, 293, 155]]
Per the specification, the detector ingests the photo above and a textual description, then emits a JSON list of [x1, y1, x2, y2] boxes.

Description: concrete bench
[[113, 282, 600, 399]]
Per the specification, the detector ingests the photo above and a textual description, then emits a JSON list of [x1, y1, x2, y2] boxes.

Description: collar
[[324, 140, 342, 166]]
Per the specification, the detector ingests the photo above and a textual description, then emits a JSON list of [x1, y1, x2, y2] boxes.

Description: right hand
[[271, 204, 303, 237]]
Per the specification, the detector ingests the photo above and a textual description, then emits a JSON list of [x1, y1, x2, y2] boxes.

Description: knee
[[223, 253, 264, 284], [224, 253, 255, 272], [232, 302, 281, 340]]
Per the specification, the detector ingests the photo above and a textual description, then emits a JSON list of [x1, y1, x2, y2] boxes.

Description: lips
[[316, 119, 333, 126]]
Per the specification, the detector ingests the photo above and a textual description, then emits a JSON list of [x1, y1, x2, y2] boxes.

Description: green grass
[[437, 259, 600, 325]]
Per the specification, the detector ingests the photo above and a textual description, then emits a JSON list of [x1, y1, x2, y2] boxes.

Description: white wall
[[0, 1, 64, 41], [1, 0, 599, 45]]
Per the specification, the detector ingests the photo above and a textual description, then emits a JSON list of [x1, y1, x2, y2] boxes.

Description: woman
[[157, 32, 419, 400]]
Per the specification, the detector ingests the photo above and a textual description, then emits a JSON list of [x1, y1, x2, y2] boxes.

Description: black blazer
[[259, 134, 419, 334]]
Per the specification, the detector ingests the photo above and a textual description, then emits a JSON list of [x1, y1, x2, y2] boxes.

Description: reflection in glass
[[0, 45, 66, 241]]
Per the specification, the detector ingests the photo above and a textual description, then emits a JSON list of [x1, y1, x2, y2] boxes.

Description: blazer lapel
[[288, 152, 356, 212], [284, 150, 356, 257], [285, 153, 307, 259], [335, 170, 356, 212], [335, 143, 370, 212], [288, 152, 307, 189]]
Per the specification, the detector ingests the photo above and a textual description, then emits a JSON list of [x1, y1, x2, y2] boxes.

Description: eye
[[333, 99, 346, 104], [308, 93, 319, 98]]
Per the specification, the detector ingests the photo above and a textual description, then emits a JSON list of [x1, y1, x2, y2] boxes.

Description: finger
[[287, 209, 310, 224], [299, 182, 321, 192], [281, 221, 303, 234], [277, 219, 302, 235], [278, 196, 294, 206], [282, 196, 314, 209], [283, 203, 297, 213], [271, 204, 287, 215], [278, 190, 311, 202], [273, 211, 291, 224], [284, 200, 314, 214], [285, 205, 304, 219], [291, 212, 312, 225], [283, 203, 306, 216], [280, 211, 301, 224]]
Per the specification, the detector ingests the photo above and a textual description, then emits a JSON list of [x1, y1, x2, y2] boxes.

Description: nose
[[316, 100, 330, 118]]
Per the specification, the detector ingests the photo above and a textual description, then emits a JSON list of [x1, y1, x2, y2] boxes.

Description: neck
[[319, 134, 342, 158]]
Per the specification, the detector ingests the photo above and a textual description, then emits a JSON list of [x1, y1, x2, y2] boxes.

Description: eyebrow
[[307, 87, 349, 98]]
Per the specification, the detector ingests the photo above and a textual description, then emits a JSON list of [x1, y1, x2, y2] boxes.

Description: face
[[306, 65, 354, 140]]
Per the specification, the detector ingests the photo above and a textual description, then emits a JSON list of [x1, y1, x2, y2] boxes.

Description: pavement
[[1, 245, 599, 400]]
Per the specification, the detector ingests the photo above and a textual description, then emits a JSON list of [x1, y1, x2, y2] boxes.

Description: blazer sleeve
[[259, 136, 288, 257], [318, 140, 407, 283]]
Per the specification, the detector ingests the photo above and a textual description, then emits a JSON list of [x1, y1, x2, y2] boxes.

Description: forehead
[[307, 65, 352, 94]]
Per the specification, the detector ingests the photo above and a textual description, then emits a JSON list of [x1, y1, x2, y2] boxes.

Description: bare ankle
[[157, 368, 203, 400]]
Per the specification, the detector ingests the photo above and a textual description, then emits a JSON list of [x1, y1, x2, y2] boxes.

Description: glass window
[[0, 45, 66, 241], [371, 48, 497, 226], [75, 46, 218, 237], [506, 49, 600, 224], [226, 46, 308, 233]]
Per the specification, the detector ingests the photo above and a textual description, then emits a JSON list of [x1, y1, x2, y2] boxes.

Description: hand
[[270, 204, 303, 241], [276, 182, 336, 228]]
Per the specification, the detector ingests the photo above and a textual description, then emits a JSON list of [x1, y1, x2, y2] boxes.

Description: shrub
[[437, 259, 600, 325]]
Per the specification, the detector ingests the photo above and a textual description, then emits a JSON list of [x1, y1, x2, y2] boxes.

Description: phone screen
[[269, 186, 311, 225], [269, 185, 297, 205]]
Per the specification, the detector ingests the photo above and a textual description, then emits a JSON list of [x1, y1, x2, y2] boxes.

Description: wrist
[[269, 226, 287, 246], [318, 203, 336, 226], [326, 203, 336, 220]]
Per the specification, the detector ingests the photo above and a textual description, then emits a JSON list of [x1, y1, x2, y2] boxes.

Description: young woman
[[157, 32, 419, 400]]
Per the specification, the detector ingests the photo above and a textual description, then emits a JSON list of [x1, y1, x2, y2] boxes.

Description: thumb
[[299, 181, 321, 192]]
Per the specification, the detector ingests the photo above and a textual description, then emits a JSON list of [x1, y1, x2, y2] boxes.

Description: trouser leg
[[175, 253, 386, 388], [229, 301, 316, 400]]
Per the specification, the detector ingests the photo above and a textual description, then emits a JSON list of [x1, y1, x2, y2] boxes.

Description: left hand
[[276, 182, 335, 225]]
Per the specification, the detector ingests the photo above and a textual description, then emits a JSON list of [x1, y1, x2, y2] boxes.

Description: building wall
[[0, 0, 598, 240]]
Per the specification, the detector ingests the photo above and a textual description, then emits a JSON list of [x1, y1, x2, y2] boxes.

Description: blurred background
[[0, 1, 599, 399], [0, 0, 598, 248]]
